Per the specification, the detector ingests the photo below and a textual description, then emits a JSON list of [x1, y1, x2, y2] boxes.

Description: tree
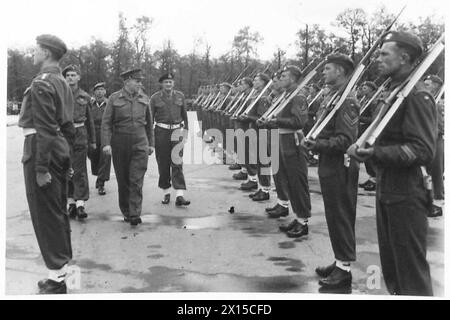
[[232, 26, 263, 66], [336, 8, 367, 61]]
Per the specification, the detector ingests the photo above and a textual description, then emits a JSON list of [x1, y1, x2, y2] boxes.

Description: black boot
[[319, 267, 352, 293], [130, 216, 142, 226], [38, 279, 67, 294], [267, 204, 289, 218], [77, 206, 88, 220], [228, 163, 241, 170], [176, 196, 191, 207], [428, 204, 443, 218], [162, 194, 170, 204], [240, 180, 258, 191], [232, 171, 248, 180], [252, 190, 269, 201], [286, 222, 308, 238], [363, 180, 376, 191], [279, 219, 300, 232], [68, 204, 77, 219], [98, 186, 106, 195], [315, 262, 336, 278]]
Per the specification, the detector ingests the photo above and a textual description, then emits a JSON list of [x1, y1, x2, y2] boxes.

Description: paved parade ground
[[5, 113, 445, 296]]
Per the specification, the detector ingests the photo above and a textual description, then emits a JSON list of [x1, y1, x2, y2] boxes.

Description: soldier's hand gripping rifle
[[347, 33, 445, 159], [305, 6, 406, 141]]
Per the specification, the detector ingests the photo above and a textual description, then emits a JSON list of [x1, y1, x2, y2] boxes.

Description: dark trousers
[[430, 136, 444, 200], [376, 192, 433, 295], [68, 126, 89, 201], [319, 155, 359, 261], [155, 126, 186, 190], [88, 128, 111, 187], [111, 132, 149, 218], [22, 134, 72, 270], [246, 127, 271, 187], [274, 134, 311, 218], [365, 159, 376, 178]]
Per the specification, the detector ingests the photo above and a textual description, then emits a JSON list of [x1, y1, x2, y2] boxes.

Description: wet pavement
[[5, 113, 445, 296]]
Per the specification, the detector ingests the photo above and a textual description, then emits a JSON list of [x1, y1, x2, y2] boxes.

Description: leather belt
[[278, 129, 304, 146], [155, 122, 182, 130], [74, 122, 85, 128], [23, 128, 37, 136]]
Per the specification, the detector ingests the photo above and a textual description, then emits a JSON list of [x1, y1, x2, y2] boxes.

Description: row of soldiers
[[18, 34, 191, 294], [191, 30, 444, 295]]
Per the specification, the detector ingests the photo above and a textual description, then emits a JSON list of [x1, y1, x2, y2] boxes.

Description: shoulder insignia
[[342, 104, 359, 127]]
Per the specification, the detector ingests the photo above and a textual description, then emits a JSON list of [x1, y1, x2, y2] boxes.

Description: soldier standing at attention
[[150, 73, 191, 207], [19, 34, 75, 294], [305, 54, 360, 294], [63, 65, 96, 220], [102, 68, 154, 226], [88, 82, 111, 195], [351, 32, 435, 296]]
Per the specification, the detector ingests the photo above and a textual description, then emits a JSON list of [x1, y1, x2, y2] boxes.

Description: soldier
[[305, 54, 360, 293], [424, 74, 444, 218], [352, 31, 435, 296], [101, 68, 154, 226], [238, 73, 272, 200], [88, 82, 111, 195], [264, 66, 312, 238], [19, 34, 74, 294], [150, 73, 190, 206], [358, 81, 379, 192], [63, 65, 96, 220]]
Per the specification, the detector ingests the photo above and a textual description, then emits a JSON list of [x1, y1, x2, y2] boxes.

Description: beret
[[220, 82, 232, 89], [159, 73, 175, 82], [36, 34, 67, 57], [120, 68, 144, 80], [62, 64, 80, 77], [282, 65, 302, 79], [325, 53, 355, 73], [240, 77, 253, 87], [361, 81, 378, 91], [255, 73, 271, 84], [93, 82, 106, 90], [382, 31, 423, 57], [424, 74, 443, 85]]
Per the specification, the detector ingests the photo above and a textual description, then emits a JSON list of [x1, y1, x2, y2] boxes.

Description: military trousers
[[430, 136, 444, 200], [245, 125, 271, 187], [111, 131, 149, 218], [22, 134, 72, 270], [318, 154, 359, 261], [68, 126, 89, 201], [376, 167, 433, 296], [274, 134, 311, 218], [88, 127, 111, 187], [155, 126, 186, 190]]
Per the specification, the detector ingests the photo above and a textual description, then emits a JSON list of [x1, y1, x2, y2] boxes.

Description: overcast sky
[[2, 0, 447, 60]]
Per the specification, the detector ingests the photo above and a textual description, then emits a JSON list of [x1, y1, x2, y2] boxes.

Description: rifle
[[307, 88, 324, 110], [435, 84, 445, 101], [225, 92, 246, 115], [306, 6, 406, 141], [353, 33, 445, 149], [214, 90, 232, 111], [359, 78, 390, 115], [231, 89, 256, 118], [241, 79, 274, 116], [231, 65, 250, 85]]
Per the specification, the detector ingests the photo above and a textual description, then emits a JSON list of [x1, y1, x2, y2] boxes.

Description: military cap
[[93, 82, 106, 91], [120, 68, 144, 80], [240, 77, 253, 87], [220, 82, 232, 89], [282, 65, 302, 80], [361, 81, 378, 91], [382, 31, 423, 57], [62, 64, 80, 77], [255, 73, 271, 84], [159, 72, 175, 82], [36, 34, 67, 57], [325, 53, 355, 74], [424, 74, 443, 86]]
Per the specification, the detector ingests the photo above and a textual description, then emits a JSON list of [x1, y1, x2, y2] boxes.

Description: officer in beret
[[18, 34, 74, 294], [358, 81, 379, 192], [63, 65, 96, 220], [424, 74, 444, 217], [305, 54, 360, 293], [102, 68, 154, 226], [88, 82, 111, 195], [262, 65, 311, 238], [350, 31, 435, 295], [150, 72, 190, 206]]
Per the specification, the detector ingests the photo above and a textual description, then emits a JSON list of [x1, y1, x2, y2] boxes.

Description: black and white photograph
[[1, 0, 447, 300]]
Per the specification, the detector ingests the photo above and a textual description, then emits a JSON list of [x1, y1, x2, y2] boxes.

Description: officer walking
[[88, 82, 111, 195], [351, 31, 435, 296], [19, 34, 74, 294], [150, 73, 190, 206], [101, 68, 154, 226], [63, 65, 96, 220], [305, 54, 360, 294]]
